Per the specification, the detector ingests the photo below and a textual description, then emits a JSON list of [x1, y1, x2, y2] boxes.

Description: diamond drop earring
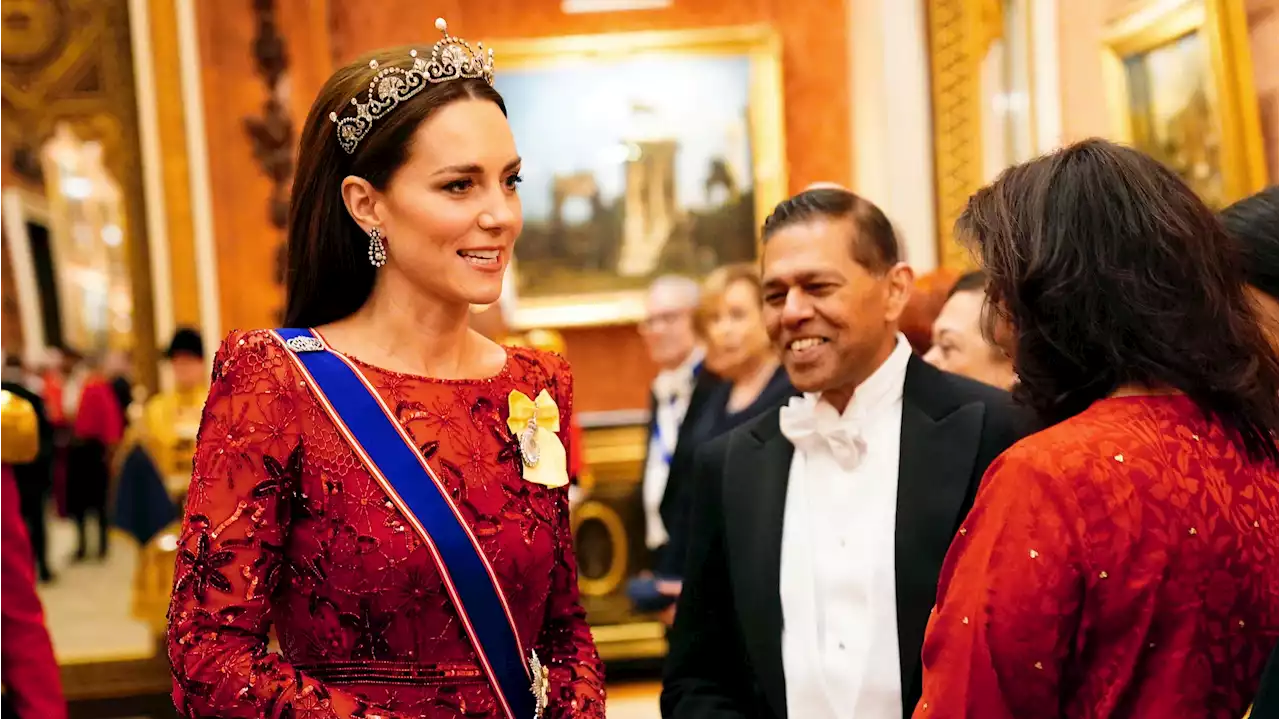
[[368, 227, 387, 268]]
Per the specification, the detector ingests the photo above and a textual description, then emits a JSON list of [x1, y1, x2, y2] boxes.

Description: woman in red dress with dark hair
[[914, 139, 1278, 719], [166, 19, 603, 719]]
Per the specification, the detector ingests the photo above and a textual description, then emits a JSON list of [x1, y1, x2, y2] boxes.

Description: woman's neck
[[319, 270, 496, 379], [726, 352, 779, 414]]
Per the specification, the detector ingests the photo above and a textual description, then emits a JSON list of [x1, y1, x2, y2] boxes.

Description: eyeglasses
[[638, 310, 691, 331]]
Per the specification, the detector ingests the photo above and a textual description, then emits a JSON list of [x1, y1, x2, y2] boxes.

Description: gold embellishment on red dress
[[531, 649, 550, 717], [507, 389, 568, 487]]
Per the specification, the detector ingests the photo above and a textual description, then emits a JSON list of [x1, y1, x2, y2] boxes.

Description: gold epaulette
[[0, 390, 39, 464]]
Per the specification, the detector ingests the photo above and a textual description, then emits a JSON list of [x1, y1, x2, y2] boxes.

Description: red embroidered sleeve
[[536, 353, 606, 718], [166, 332, 409, 719], [916, 450, 1085, 719]]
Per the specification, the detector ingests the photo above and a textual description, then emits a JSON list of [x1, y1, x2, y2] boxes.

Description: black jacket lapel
[[724, 410, 793, 719], [894, 357, 985, 713]]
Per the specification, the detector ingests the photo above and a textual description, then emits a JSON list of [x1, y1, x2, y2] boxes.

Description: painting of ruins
[[491, 27, 785, 328]]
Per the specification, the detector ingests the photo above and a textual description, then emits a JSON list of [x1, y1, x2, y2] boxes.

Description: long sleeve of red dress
[[915, 396, 1278, 719], [1, 465, 67, 719], [167, 331, 604, 719], [535, 364, 606, 716]]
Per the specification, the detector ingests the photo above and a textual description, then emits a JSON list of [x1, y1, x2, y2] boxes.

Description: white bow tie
[[778, 396, 867, 471]]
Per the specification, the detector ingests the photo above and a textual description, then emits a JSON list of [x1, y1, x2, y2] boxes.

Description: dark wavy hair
[[957, 139, 1278, 461], [285, 47, 505, 328], [1220, 185, 1278, 299]]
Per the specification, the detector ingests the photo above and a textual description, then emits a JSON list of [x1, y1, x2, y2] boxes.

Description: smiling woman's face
[[362, 98, 524, 307]]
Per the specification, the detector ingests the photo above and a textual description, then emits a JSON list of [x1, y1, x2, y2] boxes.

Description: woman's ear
[[340, 175, 381, 232]]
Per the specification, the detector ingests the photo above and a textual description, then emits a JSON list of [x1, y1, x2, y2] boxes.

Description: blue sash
[[272, 328, 539, 719]]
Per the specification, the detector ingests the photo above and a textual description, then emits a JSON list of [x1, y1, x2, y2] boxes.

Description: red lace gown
[[915, 396, 1278, 719], [166, 330, 605, 718]]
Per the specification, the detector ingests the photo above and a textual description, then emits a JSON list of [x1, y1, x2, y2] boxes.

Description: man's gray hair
[[647, 274, 701, 309]]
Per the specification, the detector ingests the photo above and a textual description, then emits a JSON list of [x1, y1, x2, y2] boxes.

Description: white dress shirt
[[642, 347, 704, 550], [780, 334, 911, 719]]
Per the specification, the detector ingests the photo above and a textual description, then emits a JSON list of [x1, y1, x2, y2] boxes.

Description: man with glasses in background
[[632, 276, 712, 619]]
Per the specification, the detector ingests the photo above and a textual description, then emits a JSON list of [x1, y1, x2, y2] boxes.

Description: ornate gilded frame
[[486, 25, 788, 329], [926, 0, 1005, 271], [0, 0, 158, 389], [1102, 0, 1267, 206]]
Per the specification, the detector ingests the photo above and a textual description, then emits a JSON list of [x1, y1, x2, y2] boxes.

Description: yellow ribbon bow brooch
[[507, 389, 568, 488]]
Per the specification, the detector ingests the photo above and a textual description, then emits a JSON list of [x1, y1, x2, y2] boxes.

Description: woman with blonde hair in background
[[648, 263, 795, 622]]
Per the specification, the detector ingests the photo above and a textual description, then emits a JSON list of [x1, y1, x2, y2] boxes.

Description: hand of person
[[659, 604, 677, 626], [655, 579, 683, 596]]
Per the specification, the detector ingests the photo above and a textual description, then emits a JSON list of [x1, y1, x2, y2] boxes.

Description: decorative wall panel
[[1, 0, 156, 388], [195, 0, 331, 334], [927, 0, 1003, 270]]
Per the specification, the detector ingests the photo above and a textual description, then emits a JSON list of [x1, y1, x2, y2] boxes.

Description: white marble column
[[847, 0, 938, 271]]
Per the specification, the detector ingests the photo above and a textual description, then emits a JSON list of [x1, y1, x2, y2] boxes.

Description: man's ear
[[884, 262, 915, 323]]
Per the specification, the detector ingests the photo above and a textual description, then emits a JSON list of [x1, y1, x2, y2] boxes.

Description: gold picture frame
[[1102, 0, 1266, 207], [486, 25, 787, 329]]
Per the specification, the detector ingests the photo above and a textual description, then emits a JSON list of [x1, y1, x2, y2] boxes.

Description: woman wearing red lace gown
[[915, 140, 1279, 718], [166, 19, 604, 719]]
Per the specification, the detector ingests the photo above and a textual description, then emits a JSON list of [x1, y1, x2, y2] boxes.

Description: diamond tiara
[[329, 18, 495, 155]]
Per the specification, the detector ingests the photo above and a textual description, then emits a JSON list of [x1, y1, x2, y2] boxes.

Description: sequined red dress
[[166, 330, 605, 718], [916, 396, 1278, 719]]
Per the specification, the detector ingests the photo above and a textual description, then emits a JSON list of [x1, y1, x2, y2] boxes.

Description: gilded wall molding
[[244, 0, 295, 322], [926, 0, 1004, 270], [1, 0, 157, 389]]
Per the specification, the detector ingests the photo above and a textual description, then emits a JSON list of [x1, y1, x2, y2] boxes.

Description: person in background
[[40, 347, 71, 520], [102, 348, 134, 425], [66, 353, 125, 560], [916, 140, 1278, 719], [1219, 185, 1279, 719], [648, 263, 794, 624], [140, 328, 207, 498], [122, 330, 209, 633], [637, 275, 710, 571], [1, 357, 56, 582], [1, 388, 67, 719], [923, 271, 1016, 390], [663, 188, 1032, 719], [899, 268, 960, 355], [1221, 185, 1278, 344], [39, 347, 67, 427]]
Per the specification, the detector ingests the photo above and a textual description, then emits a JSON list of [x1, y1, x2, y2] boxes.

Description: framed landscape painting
[[489, 26, 786, 329], [1102, 0, 1266, 208]]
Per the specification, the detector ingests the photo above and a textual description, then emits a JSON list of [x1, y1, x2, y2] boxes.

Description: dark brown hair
[[285, 47, 506, 328], [958, 138, 1278, 460], [762, 188, 900, 272], [1219, 185, 1278, 299], [947, 270, 987, 299]]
